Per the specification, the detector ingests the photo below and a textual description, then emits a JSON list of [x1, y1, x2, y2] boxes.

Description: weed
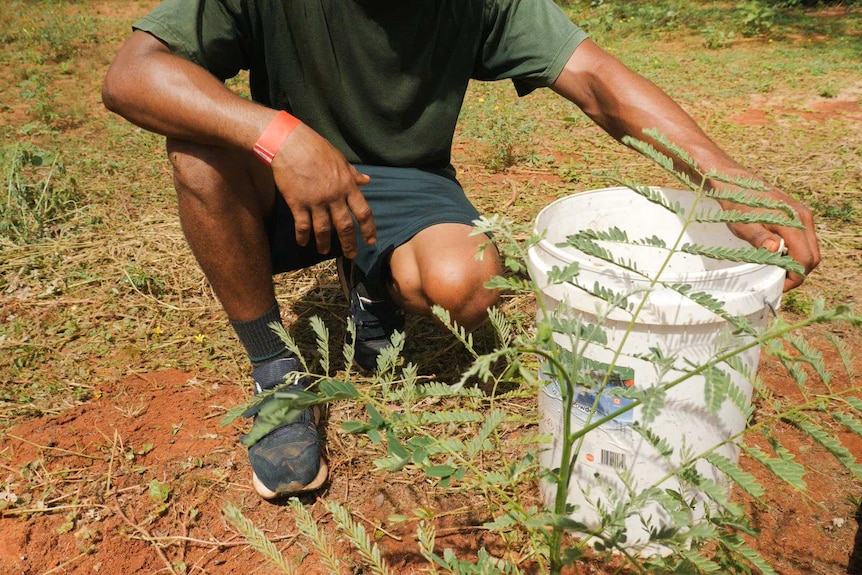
[[811, 199, 858, 222], [738, 1, 777, 37], [702, 26, 736, 50], [1, 144, 79, 244], [122, 265, 167, 297], [818, 84, 838, 98], [148, 479, 171, 504], [460, 94, 537, 172]]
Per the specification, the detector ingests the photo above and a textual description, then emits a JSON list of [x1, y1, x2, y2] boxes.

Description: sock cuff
[[230, 304, 289, 365]]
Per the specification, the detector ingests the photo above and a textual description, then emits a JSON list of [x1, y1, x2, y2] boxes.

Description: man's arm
[[550, 39, 820, 291], [102, 30, 375, 257]]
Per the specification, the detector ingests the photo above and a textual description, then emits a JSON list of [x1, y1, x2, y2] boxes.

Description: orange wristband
[[253, 111, 301, 165]]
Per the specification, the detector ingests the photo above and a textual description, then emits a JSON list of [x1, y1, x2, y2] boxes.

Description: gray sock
[[230, 303, 292, 366]]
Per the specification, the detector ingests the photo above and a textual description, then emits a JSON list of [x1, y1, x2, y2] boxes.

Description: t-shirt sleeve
[[132, 0, 250, 82], [476, 0, 588, 96]]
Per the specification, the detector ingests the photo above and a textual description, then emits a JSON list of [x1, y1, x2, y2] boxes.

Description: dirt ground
[[2, 1, 862, 574], [2, 328, 862, 574]]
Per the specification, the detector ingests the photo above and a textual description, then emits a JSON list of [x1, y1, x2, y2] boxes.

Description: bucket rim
[[533, 186, 785, 283]]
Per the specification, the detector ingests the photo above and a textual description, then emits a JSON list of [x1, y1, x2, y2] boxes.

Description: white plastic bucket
[[527, 187, 784, 555]]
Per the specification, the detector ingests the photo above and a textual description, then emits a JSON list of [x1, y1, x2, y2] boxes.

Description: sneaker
[[336, 257, 405, 372], [245, 357, 328, 499]]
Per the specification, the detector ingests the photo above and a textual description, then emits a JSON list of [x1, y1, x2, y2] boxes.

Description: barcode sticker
[[600, 449, 627, 469]]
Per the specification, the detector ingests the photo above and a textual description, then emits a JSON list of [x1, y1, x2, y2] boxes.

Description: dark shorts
[[267, 164, 482, 283]]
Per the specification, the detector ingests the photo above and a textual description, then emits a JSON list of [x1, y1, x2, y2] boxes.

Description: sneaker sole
[[252, 459, 329, 499], [251, 406, 329, 499]]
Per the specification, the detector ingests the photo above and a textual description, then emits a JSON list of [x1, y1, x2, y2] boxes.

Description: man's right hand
[[270, 124, 376, 259]]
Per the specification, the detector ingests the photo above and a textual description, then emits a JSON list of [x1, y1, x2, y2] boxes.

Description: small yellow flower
[[194, 333, 206, 344], [152, 326, 163, 337], [478, 97, 485, 103]]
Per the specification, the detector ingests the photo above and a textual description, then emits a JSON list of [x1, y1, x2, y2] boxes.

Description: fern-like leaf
[[487, 306, 513, 348], [705, 453, 766, 499], [548, 316, 609, 345], [702, 185, 795, 218], [743, 445, 807, 491], [735, 541, 780, 575], [270, 321, 308, 372], [615, 179, 688, 215], [844, 397, 862, 415], [223, 503, 296, 574], [623, 132, 687, 174], [641, 128, 700, 172], [417, 521, 442, 571], [343, 318, 356, 372], [577, 226, 630, 243], [793, 417, 862, 480], [693, 208, 803, 229], [467, 409, 506, 456], [679, 549, 723, 573], [631, 423, 675, 458], [680, 243, 805, 275], [288, 498, 342, 574], [637, 234, 668, 248], [704, 365, 731, 413], [786, 333, 832, 386], [702, 172, 770, 193], [417, 382, 485, 398], [546, 261, 581, 285], [432, 305, 475, 355], [721, 535, 779, 575], [328, 501, 393, 575], [417, 410, 486, 425], [309, 315, 330, 375], [626, 386, 666, 425], [825, 332, 854, 378], [832, 412, 862, 441]]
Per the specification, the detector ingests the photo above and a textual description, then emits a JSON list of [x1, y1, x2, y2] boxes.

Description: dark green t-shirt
[[134, 0, 586, 170]]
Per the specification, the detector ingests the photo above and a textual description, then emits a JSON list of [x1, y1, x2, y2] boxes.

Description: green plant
[[1, 144, 79, 245], [818, 84, 839, 98], [811, 198, 857, 222], [460, 95, 537, 172], [737, 1, 776, 37], [701, 26, 736, 50], [222, 132, 862, 573]]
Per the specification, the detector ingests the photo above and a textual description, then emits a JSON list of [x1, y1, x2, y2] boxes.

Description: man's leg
[[166, 138, 327, 497], [389, 223, 502, 330], [167, 138, 277, 322]]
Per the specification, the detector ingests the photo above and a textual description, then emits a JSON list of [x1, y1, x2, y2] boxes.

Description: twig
[[5, 434, 103, 460], [504, 179, 519, 207], [352, 510, 403, 542], [42, 550, 90, 575], [1, 503, 111, 517], [105, 429, 119, 496], [113, 500, 181, 575], [127, 534, 253, 548]]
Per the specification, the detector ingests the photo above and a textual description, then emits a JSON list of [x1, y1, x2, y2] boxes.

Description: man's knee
[[167, 138, 224, 192], [419, 249, 501, 329], [166, 138, 273, 211]]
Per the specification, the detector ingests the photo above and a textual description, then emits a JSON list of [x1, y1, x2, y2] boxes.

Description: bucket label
[[600, 448, 627, 469], [543, 356, 636, 428]]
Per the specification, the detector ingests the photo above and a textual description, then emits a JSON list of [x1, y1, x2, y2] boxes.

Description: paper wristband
[[253, 111, 302, 165]]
